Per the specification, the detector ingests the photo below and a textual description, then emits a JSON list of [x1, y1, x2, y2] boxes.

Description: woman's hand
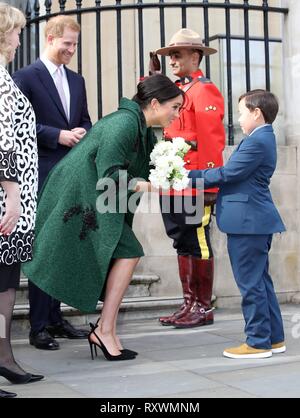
[[135, 181, 159, 193], [0, 182, 22, 236]]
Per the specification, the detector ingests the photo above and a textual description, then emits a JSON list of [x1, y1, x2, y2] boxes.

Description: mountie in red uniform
[[164, 69, 225, 194], [159, 69, 225, 329]]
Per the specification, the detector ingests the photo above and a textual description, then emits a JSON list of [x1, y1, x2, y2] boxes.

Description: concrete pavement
[[1, 304, 300, 398]]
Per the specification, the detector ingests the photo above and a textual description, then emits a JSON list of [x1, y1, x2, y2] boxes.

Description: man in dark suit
[[13, 15, 92, 350], [189, 90, 286, 359]]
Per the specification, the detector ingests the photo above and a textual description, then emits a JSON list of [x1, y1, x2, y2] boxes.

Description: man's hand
[[204, 192, 217, 206], [58, 128, 86, 147], [71, 127, 87, 137], [0, 182, 22, 236]]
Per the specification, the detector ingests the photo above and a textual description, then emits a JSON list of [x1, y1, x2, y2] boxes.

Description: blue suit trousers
[[227, 234, 284, 349]]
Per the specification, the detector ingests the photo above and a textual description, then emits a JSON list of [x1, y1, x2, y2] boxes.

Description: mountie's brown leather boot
[[159, 255, 194, 326], [173, 257, 214, 328]]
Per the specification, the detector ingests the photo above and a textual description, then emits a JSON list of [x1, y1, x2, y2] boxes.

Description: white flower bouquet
[[149, 137, 191, 191]]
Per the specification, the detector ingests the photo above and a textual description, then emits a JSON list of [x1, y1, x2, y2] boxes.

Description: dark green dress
[[22, 98, 156, 312]]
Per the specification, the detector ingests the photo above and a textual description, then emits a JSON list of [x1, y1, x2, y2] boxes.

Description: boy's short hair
[[239, 89, 279, 124], [45, 15, 80, 39]]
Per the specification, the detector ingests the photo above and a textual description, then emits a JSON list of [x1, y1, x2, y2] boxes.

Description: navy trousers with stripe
[[160, 195, 213, 259]]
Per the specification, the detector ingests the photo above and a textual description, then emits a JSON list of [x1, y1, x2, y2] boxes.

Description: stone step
[[16, 273, 161, 305], [13, 273, 184, 333], [12, 296, 183, 334]]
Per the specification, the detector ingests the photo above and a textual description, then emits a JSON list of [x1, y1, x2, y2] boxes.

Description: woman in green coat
[[23, 74, 184, 361]]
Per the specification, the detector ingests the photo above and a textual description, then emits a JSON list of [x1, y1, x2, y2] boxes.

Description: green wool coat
[[22, 98, 156, 313]]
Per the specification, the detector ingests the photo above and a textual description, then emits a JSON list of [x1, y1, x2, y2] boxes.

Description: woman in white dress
[[0, 3, 43, 397]]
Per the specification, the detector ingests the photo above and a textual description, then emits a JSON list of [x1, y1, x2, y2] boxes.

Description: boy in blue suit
[[189, 90, 286, 359]]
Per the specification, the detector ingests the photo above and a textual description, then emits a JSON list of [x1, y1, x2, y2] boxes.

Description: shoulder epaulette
[[198, 76, 212, 84]]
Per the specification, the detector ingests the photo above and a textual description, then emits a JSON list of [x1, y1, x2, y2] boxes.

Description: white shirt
[[40, 55, 71, 119], [249, 124, 271, 137]]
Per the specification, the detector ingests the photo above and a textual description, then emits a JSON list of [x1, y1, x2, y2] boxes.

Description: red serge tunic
[[163, 69, 225, 195]]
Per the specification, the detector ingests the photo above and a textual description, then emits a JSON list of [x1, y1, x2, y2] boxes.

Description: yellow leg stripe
[[196, 206, 212, 260]]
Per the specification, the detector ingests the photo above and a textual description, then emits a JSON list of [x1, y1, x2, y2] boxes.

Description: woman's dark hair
[[133, 73, 184, 109], [239, 89, 279, 124]]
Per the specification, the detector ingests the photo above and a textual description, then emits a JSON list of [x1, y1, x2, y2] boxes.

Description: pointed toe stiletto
[[121, 349, 139, 356], [89, 322, 138, 357], [88, 323, 136, 361], [0, 367, 44, 384], [0, 389, 17, 398], [26, 374, 44, 383]]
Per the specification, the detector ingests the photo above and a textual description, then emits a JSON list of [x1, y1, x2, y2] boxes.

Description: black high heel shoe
[[88, 325, 136, 361], [121, 348, 139, 356], [0, 389, 17, 398], [0, 366, 44, 384], [89, 322, 138, 357]]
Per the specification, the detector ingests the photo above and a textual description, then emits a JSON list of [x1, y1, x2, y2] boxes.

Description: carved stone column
[[283, 0, 300, 145]]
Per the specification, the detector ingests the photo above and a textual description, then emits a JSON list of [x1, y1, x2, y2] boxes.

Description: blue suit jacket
[[13, 59, 92, 188], [189, 125, 286, 234]]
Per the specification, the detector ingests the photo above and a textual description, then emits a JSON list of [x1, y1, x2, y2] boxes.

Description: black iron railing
[[10, 1, 289, 145]]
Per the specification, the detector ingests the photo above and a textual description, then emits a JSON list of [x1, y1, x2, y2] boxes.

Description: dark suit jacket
[[13, 59, 92, 188], [189, 125, 286, 235]]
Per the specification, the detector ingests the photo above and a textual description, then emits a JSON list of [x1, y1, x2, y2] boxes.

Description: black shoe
[[29, 329, 60, 350], [47, 320, 89, 339], [0, 366, 44, 384], [88, 332, 136, 361], [121, 349, 139, 356], [0, 389, 17, 398], [88, 323, 138, 356]]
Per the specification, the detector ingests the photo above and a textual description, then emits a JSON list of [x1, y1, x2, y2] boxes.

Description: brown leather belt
[[164, 137, 198, 150]]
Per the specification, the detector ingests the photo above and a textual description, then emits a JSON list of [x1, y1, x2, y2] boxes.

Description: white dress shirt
[[40, 55, 71, 120], [249, 124, 271, 137]]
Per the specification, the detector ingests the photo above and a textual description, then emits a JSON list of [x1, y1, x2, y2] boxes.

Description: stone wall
[[282, 0, 300, 304], [283, 0, 300, 146]]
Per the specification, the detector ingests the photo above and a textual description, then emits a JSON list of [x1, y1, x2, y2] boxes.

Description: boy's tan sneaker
[[223, 343, 272, 359], [271, 342, 286, 354]]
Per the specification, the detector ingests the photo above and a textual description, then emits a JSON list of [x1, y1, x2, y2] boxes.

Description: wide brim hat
[[156, 28, 217, 56]]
